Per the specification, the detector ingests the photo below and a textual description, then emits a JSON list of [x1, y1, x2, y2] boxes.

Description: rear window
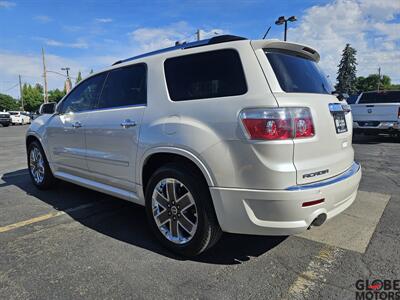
[[358, 91, 400, 104], [265, 49, 332, 94], [98, 64, 147, 109], [164, 49, 247, 101]]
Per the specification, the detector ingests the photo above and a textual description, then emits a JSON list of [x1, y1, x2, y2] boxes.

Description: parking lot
[[0, 125, 399, 299]]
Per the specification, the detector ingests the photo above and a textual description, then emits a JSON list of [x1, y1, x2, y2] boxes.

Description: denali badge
[[303, 169, 329, 178]]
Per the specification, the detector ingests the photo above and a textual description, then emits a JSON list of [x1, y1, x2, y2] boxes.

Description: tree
[[356, 74, 392, 92], [48, 89, 66, 103], [336, 44, 358, 94], [0, 93, 20, 111], [22, 83, 44, 112], [76, 71, 82, 84]]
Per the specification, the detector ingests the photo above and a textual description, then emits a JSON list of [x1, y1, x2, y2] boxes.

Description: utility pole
[[18, 75, 24, 111], [196, 29, 201, 41], [377, 67, 381, 92], [42, 47, 48, 103]]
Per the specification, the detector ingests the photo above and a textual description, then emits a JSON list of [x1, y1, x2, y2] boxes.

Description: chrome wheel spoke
[[166, 179, 176, 202], [178, 214, 195, 234], [156, 210, 170, 225], [170, 218, 178, 237], [176, 193, 192, 211], [155, 191, 169, 209]]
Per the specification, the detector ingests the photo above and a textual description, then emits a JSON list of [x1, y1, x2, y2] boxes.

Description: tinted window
[[266, 50, 333, 94], [98, 64, 147, 109], [60, 73, 107, 113], [164, 49, 247, 101], [358, 91, 400, 104]]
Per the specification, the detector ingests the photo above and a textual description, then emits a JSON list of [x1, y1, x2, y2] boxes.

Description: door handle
[[72, 121, 82, 128], [120, 119, 136, 128]]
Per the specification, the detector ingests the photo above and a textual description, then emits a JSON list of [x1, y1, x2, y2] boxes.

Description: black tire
[[27, 140, 56, 190], [145, 162, 222, 257], [2, 123, 9, 127]]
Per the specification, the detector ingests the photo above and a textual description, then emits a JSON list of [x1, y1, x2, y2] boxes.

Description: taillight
[[240, 107, 314, 140], [398, 107, 400, 119]]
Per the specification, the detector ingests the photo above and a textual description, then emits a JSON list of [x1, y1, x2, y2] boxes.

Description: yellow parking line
[[283, 245, 344, 299], [0, 203, 96, 233], [0, 211, 65, 233]]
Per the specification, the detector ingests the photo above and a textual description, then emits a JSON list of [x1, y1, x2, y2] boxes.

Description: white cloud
[[0, 51, 89, 98], [95, 18, 113, 23], [0, 1, 15, 8], [62, 25, 82, 32], [33, 15, 52, 23], [34, 37, 89, 49], [130, 22, 227, 52], [130, 21, 191, 51], [359, 0, 400, 21], [289, 0, 400, 83]]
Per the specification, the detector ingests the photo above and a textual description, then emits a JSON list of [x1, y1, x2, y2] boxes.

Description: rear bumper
[[353, 121, 399, 131], [209, 162, 361, 235]]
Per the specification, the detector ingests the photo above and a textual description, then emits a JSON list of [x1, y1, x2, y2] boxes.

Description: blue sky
[[0, 0, 399, 97]]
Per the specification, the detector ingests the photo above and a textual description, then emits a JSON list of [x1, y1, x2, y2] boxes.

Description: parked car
[[26, 35, 362, 256], [351, 90, 400, 136], [9, 111, 31, 125], [0, 111, 11, 127], [26, 111, 38, 121]]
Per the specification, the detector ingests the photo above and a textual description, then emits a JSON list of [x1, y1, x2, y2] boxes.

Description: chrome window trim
[[58, 103, 147, 115]]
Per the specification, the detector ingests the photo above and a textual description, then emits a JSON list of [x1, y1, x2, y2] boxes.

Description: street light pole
[[275, 16, 297, 41], [61, 67, 70, 79], [284, 20, 288, 41]]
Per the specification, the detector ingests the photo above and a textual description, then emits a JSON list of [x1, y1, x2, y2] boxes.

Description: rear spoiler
[[251, 40, 320, 62]]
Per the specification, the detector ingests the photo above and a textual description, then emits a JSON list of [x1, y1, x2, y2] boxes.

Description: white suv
[[26, 35, 361, 256], [9, 111, 30, 125]]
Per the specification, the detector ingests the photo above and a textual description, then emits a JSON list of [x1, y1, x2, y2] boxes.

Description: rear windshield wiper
[[331, 91, 349, 101]]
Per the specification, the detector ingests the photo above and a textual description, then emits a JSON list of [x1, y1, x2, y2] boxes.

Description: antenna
[[263, 26, 271, 39]]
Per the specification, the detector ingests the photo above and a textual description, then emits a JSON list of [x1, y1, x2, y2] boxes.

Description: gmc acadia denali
[[26, 35, 362, 256]]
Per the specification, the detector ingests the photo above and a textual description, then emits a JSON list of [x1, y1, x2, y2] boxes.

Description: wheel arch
[[26, 133, 50, 163], [140, 147, 215, 194]]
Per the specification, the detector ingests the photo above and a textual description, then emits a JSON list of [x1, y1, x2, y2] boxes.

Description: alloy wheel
[[29, 146, 45, 184], [151, 178, 198, 244]]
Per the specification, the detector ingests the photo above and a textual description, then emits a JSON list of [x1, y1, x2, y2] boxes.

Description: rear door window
[[164, 49, 247, 101], [265, 49, 333, 94], [358, 91, 400, 104], [98, 64, 147, 109]]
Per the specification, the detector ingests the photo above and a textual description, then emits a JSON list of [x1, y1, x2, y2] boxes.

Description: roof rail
[[112, 35, 247, 66]]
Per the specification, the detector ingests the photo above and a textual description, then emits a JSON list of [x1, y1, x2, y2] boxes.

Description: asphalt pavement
[[0, 125, 399, 299]]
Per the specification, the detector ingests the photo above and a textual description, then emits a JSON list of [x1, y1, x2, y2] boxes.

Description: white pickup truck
[[351, 90, 400, 136]]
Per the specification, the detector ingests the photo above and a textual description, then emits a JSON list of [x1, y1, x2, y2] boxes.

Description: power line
[[3, 83, 19, 93], [46, 70, 76, 79]]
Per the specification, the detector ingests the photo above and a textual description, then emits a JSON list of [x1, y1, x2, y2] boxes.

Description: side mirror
[[39, 102, 57, 114]]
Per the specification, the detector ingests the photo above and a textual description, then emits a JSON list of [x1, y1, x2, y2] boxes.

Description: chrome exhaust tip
[[308, 213, 327, 229]]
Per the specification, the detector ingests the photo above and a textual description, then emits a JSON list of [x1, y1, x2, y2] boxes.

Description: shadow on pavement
[[352, 134, 400, 145], [1, 169, 286, 265]]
